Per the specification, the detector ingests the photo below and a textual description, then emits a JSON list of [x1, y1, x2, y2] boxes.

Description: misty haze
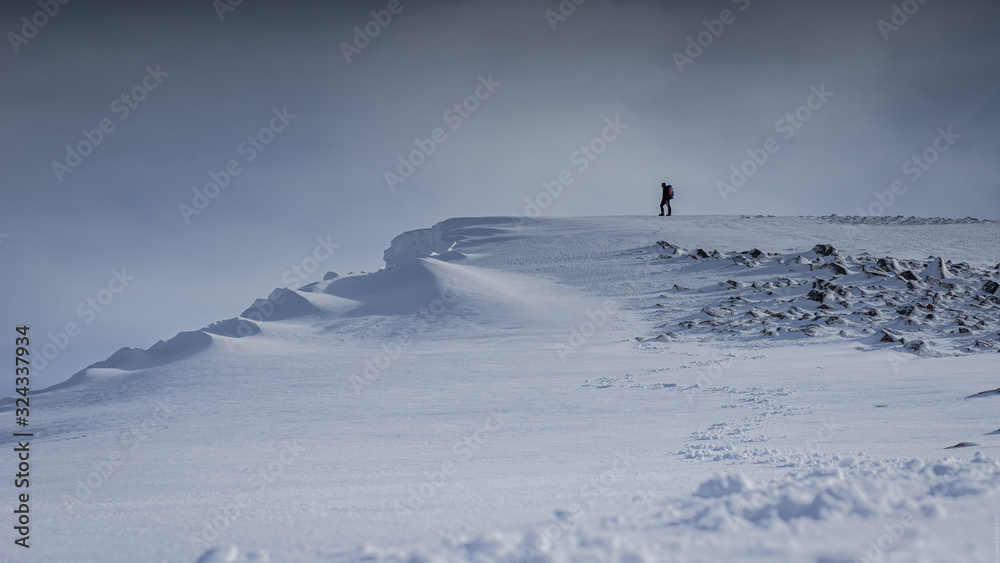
[[2, 1, 999, 561]]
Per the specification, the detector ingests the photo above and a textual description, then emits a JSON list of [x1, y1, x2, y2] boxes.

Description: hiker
[[660, 183, 673, 216]]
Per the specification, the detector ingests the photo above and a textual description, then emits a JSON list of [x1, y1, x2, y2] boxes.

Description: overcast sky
[[2, 0, 999, 391]]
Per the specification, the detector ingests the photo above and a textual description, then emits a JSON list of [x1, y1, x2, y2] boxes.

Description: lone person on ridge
[[660, 183, 673, 216]]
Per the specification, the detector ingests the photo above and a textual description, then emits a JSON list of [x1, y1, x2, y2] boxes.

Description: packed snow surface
[[5, 215, 1000, 563]]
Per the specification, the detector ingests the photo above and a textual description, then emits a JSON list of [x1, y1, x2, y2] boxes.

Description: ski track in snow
[[6, 215, 1000, 563]]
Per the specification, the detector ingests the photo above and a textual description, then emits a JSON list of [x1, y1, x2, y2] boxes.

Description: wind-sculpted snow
[[341, 453, 1000, 562], [299, 255, 585, 331], [637, 241, 1000, 356], [1, 329, 216, 403], [202, 317, 262, 338], [11, 216, 1000, 563], [9, 235, 588, 405], [240, 288, 320, 321], [5, 316, 264, 403], [89, 330, 215, 371], [382, 217, 520, 268]]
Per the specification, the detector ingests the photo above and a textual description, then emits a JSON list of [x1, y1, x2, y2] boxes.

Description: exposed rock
[[806, 290, 826, 302], [823, 262, 850, 276], [657, 241, 684, 256], [944, 442, 980, 449], [732, 255, 760, 268], [702, 307, 731, 318], [877, 257, 903, 273], [925, 276, 957, 290], [812, 244, 838, 256], [920, 257, 955, 280], [880, 329, 904, 343], [863, 266, 890, 277], [648, 241, 1000, 356]]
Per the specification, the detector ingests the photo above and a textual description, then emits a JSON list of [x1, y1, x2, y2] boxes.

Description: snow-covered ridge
[[10, 215, 1000, 404], [3, 219, 570, 404], [10, 215, 1000, 563]]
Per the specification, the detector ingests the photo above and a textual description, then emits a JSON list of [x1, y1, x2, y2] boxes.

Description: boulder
[[863, 265, 890, 277], [812, 244, 838, 256], [879, 329, 904, 343], [920, 257, 955, 280], [877, 257, 903, 273]]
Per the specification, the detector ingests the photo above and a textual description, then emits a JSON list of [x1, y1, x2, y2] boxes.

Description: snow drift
[[8, 215, 1000, 563]]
